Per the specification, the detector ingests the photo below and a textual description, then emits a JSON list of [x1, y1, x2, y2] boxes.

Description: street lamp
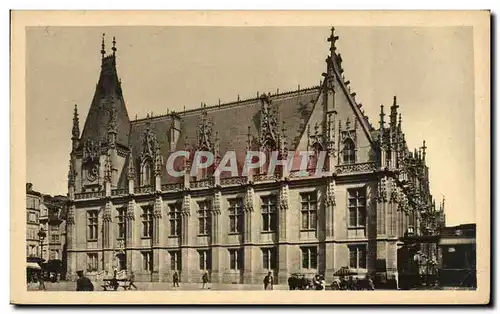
[[38, 227, 47, 261]]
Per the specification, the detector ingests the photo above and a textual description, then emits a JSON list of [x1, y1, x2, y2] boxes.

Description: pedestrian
[[366, 275, 375, 290], [173, 271, 180, 288], [347, 276, 355, 290], [111, 267, 119, 291], [263, 272, 274, 290], [202, 271, 209, 289], [288, 275, 294, 290], [38, 272, 46, 291], [128, 271, 138, 290], [76, 270, 94, 291]]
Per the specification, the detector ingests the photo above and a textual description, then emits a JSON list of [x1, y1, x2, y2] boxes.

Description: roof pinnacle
[[112, 36, 117, 55], [327, 27, 339, 56], [101, 33, 106, 58]]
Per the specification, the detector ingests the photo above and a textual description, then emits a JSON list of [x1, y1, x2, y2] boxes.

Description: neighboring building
[[438, 223, 476, 288], [66, 29, 439, 283], [26, 183, 42, 259], [40, 195, 67, 262], [397, 198, 446, 289], [26, 182, 68, 278]]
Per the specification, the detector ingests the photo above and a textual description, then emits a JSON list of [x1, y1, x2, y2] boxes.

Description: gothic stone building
[[66, 29, 437, 283]]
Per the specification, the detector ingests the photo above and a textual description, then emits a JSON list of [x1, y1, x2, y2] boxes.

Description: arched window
[[342, 139, 356, 164]]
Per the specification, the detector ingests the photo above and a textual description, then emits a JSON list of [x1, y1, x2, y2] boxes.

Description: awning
[[27, 262, 41, 270]]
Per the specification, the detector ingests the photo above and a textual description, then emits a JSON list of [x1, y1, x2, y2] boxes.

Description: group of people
[[332, 275, 375, 290], [75, 268, 139, 291], [27, 273, 46, 290]]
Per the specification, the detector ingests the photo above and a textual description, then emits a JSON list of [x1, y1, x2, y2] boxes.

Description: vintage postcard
[[11, 10, 490, 305]]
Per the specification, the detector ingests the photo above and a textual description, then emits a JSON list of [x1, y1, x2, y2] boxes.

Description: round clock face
[[87, 165, 98, 182]]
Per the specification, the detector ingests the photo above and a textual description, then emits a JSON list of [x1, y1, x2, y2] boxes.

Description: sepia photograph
[[11, 10, 490, 304]]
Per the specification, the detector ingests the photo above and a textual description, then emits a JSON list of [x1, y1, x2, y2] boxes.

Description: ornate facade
[[66, 29, 441, 284]]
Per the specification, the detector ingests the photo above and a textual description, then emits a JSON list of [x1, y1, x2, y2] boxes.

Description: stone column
[[66, 203, 77, 280], [103, 199, 114, 275], [366, 183, 377, 275], [152, 195, 163, 281], [243, 185, 255, 284], [210, 188, 222, 283], [324, 177, 336, 279], [277, 182, 289, 284], [126, 197, 136, 272], [180, 191, 191, 282], [377, 177, 388, 236]]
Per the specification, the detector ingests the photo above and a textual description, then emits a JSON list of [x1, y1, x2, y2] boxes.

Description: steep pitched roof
[[80, 53, 130, 147], [120, 87, 320, 187]]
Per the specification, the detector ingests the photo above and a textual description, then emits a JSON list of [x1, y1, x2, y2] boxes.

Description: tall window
[[349, 245, 367, 269], [87, 253, 98, 272], [87, 211, 98, 241], [142, 161, 153, 186], [228, 198, 244, 234], [301, 247, 317, 269], [170, 250, 181, 271], [198, 201, 211, 235], [50, 234, 59, 242], [142, 251, 153, 271], [142, 207, 153, 238], [262, 247, 277, 270], [117, 208, 126, 239], [199, 250, 212, 270], [342, 139, 356, 164], [229, 249, 243, 270], [348, 188, 366, 227], [261, 195, 277, 232], [301, 192, 318, 230], [168, 203, 182, 237]]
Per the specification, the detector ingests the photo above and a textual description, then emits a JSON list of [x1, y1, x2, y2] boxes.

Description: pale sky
[[26, 26, 475, 226]]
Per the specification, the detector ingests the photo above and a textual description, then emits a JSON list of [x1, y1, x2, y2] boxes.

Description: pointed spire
[[127, 148, 135, 180], [67, 159, 76, 185], [72, 104, 80, 140], [101, 33, 106, 58], [390, 95, 399, 129], [112, 36, 117, 56], [214, 131, 221, 167], [246, 126, 252, 151], [422, 140, 427, 161], [154, 141, 162, 176], [379, 105, 385, 146], [327, 27, 339, 56], [104, 152, 112, 182], [108, 100, 117, 135], [280, 120, 288, 157]]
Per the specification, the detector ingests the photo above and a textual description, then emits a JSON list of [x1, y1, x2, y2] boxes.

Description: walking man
[[202, 271, 209, 289], [128, 271, 138, 290], [38, 272, 46, 291], [173, 271, 180, 288], [263, 272, 274, 290], [76, 270, 94, 291]]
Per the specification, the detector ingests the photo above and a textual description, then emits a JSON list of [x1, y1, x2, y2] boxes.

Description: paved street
[[27, 281, 290, 291], [27, 281, 476, 292]]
